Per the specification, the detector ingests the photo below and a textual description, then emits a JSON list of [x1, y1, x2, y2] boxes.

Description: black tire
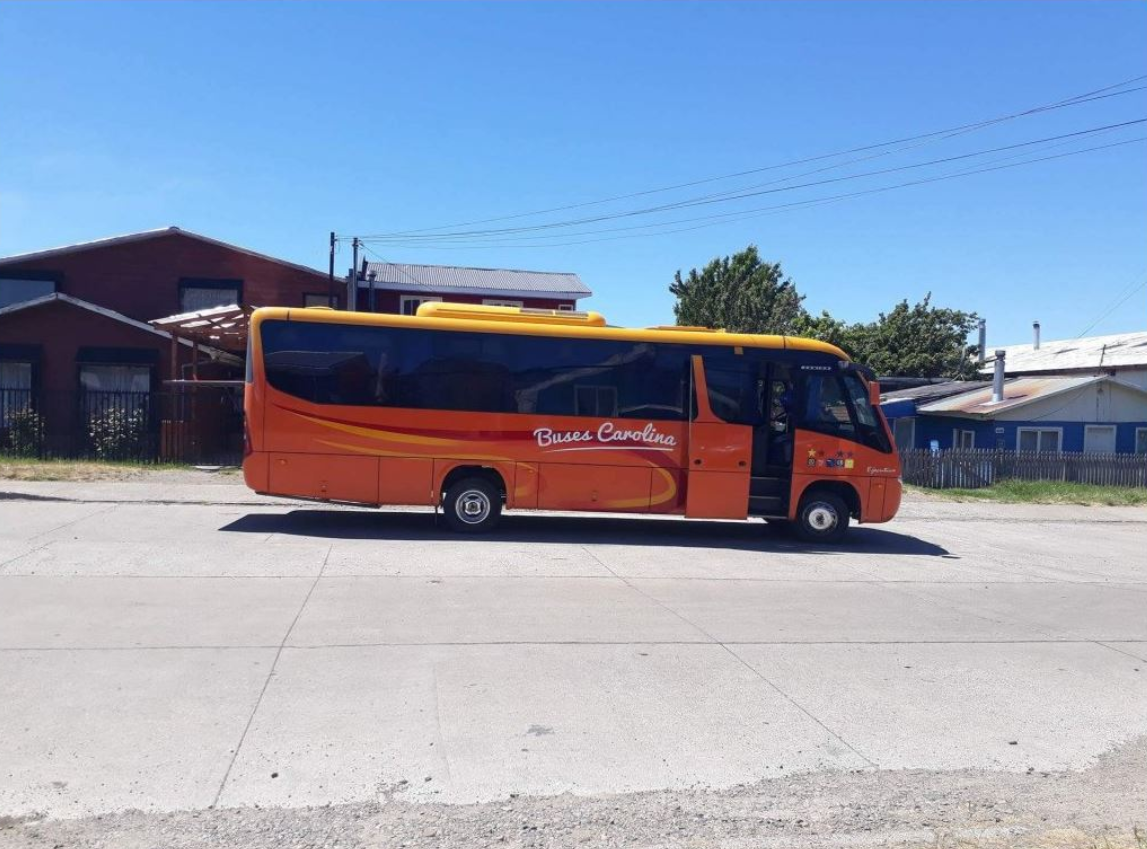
[[794, 490, 849, 544], [442, 477, 502, 533]]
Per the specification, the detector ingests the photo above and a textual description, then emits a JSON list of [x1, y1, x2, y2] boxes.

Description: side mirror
[[869, 380, 881, 407]]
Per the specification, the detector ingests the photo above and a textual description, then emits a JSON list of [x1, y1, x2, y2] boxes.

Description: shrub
[[88, 407, 150, 460], [2, 408, 45, 458]]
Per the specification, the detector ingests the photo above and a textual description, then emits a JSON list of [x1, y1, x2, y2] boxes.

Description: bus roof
[[250, 303, 849, 360]]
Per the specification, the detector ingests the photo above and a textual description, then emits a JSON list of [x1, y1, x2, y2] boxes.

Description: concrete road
[[1, 483, 1145, 819]]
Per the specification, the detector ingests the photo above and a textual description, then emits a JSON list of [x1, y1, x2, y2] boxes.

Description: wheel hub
[[807, 503, 838, 531], [458, 490, 491, 524]]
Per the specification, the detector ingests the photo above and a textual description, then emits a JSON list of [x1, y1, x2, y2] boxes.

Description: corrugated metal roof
[[980, 330, 1147, 374], [880, 380, 990, 404], [917, 375, 1120, 417], [361, 262, 591, 297]]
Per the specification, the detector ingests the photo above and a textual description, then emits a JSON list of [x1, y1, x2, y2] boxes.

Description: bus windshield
[[800, 370, 891, 453]]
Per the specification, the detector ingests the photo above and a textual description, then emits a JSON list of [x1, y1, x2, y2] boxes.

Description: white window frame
[[892, 416, 915, 450], [1135, 427, 1147, 455], [1016, 426, 1064, 454], [557, 304, 576, 312], [482, 299, 524, 308], [399, 295, 442, 316], [952, 428, 975, 449], [1083, 424, 1118, 454]]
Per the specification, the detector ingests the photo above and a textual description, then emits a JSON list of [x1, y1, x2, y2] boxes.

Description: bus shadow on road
[[220, 510, 950, 557]]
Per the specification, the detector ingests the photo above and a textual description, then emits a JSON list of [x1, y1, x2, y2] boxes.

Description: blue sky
[[1, 1, 1145, 346]]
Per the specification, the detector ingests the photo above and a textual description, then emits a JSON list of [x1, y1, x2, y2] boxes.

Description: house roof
[[880, 380, 991, 405], [980, 330, 1147, 375], [917, 375, 1147, 418], [0, 293, 239, 365], [360, 261, 591, 300], [0, 226, 331, 281]]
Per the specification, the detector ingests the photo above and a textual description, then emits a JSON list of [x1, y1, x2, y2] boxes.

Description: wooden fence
[[899, 448, 1147, 489]]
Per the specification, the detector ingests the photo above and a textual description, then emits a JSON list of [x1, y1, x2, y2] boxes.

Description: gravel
[[4, 736, 1144, 849]]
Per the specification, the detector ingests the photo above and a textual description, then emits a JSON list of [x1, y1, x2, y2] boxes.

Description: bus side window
[[703, 358, 762, 425]]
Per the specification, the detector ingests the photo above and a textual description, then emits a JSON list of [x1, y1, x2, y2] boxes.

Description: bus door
[[684, 355, 752, 519], [747, 363, 795, 516]]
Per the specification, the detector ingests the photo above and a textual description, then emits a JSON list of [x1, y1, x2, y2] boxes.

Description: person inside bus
[[766, 375, 796, 469], [373, 349, 398, 406]]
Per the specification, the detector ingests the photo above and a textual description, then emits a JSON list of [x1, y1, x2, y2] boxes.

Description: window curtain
[[0, 361, 32, 390], [80, 365, 150, 418], [79, 365, 151, 393], [0, 361, 33, 426], [181, 286, 238, 313]]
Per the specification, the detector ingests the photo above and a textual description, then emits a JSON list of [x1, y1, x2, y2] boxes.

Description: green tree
[[794, 310, 856, 353], [670, 245, 805, 335], [856, 295, 980, 378], [801, 294, 979, 378], [670, 247, 979, 378]]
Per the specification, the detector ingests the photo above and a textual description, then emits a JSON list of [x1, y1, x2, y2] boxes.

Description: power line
[[358, 245, 435, 290], [360, 135, 1147, 251], [359, 73, 1147, 239], [360, 125, 1132, 247], [1076, 276, 1147, 337], [362, 118, 1147, 242], [360, 122, 1147, 246]]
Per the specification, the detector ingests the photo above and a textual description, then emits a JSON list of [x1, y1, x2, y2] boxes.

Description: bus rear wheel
[[795, 490, 849, 544], [443, 477, 502, 533]]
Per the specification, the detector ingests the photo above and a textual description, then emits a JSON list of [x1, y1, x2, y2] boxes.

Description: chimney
[[991, 349, 1006, 403], [1033, 321, 1041, 350], [977, 318, 987, 365]]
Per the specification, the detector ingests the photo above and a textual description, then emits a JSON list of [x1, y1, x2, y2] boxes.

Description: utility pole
[[328, 232, 336, 307], [348, 237, 360, 312]]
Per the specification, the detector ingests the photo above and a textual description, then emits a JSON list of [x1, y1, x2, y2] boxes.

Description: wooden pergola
[[148, 304, 251, 383]]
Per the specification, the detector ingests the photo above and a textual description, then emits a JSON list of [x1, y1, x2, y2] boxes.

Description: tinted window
[[259, 320, 691, 420], [0, 278, 54, 310], [703, 358, 761, 425]]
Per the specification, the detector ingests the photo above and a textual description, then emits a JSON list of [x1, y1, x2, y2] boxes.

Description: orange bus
[[242, 303, 901, 542]]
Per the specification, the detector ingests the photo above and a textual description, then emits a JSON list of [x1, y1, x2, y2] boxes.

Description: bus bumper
[[243, 451, 269, 493], [878, 476, 902, 522]]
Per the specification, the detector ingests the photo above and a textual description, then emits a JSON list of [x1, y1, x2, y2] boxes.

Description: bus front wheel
[[795, 490, 849, 544], [443, 477, 502, 533]]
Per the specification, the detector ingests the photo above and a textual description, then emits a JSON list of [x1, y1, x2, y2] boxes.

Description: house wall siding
[[0, 232, 338, 322], [912, 416, 1147, 452], [0, 299, 192, 393]]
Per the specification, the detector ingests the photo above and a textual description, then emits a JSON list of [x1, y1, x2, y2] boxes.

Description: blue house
[[884, 375, 1147, 454]]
